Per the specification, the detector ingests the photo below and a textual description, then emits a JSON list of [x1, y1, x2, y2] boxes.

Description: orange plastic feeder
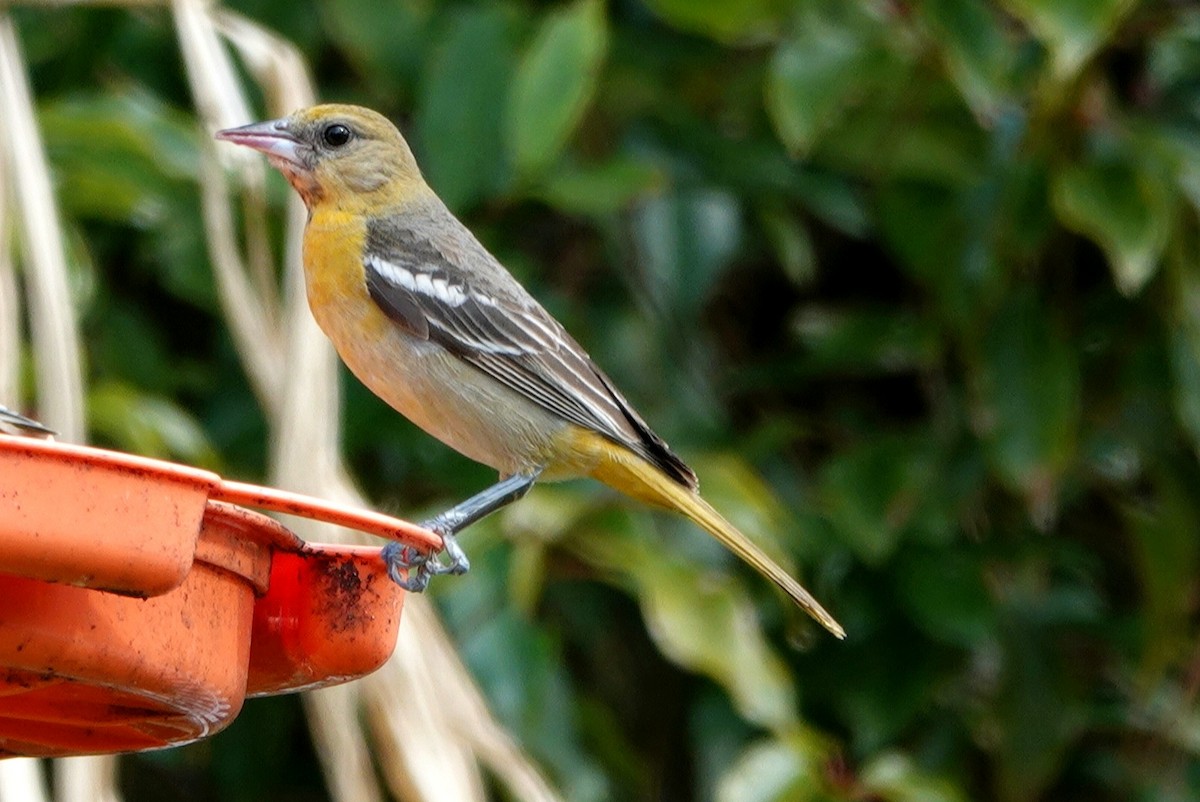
[[0, 435, 441, 758]]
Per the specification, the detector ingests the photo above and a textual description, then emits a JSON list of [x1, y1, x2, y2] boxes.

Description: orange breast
[[298, 209, 571, 475]]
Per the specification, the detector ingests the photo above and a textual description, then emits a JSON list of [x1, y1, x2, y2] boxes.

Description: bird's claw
[[380, 542, 430, 591], [380, 519, 470, 592]]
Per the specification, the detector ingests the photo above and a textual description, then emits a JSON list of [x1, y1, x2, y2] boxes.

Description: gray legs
[[381, 468, 542, 592]]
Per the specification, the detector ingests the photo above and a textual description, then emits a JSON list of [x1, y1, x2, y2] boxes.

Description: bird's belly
[[315, 299, 570, 476]]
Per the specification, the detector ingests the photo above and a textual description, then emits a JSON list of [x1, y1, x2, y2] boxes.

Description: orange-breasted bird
[[217, 105, 843, 638]]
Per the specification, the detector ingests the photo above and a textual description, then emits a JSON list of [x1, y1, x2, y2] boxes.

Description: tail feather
[[591, 443, 845, 639]]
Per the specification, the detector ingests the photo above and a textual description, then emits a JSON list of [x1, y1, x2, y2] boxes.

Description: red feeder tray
[[0, 435, 440, 758]]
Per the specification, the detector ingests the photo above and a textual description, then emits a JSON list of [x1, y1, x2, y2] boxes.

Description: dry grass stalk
[[55, 758, 121, 802], [0, 13, 84, 441], [0, 2, 562, 799], [0, 9, 99, 802], [194, 6, 562, 802], [0, 758, 49, 802], [0, 136, 20, 405]]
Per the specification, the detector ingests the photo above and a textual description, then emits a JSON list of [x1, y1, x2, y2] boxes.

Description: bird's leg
[[381, 467, 542, 591], [419, 471, 541, 577]]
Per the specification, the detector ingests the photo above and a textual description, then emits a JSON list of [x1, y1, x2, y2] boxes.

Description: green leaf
[[973, 291, 1079, 524], [1123, 469, 1200, 684], [507, 0, 608, 177], [642, 0, 785, 42], [41, 91, 214, 307], [893, 548, 996, 646], [830, 639, 949, 754], [758, 205, 817, 286], [323, 0, 432, 91], [766, 22, 876, 155], [1153, 128, 1200, 219], [41, 92, 199, 222], [416, 6, 518, 210], [920, 0, 1011, 119], [818, 435, 937, 565], [1053, 154, 1172, 295], [630, 187, 742, 317], [1002, 0, 1134, 79], [41, 92, 198, 178], [876, 167, 1010, 327], [986, 622, 1088, 802], [791, 169, 871, 237], [639, 564, 797, 731], [537, 157, 663, 216], [648, 578, 796, 729], [819, 78, 989, 188], [460, 608, 610, 801], [715, 731, 833, 802], [792, 306, 942, 373], [508, 540, 548, 617], [572, 511, 798, 731], [88, 382, 219, 468], [860, 752, 967, 802], [1169, 321, 1200, 458]]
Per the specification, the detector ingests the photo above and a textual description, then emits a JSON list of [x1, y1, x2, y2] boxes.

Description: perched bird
[[217, 104, 843, 637], [0, 405, 55, 438]]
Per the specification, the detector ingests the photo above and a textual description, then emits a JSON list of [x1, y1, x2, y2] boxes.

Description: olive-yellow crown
[[218, 103, 427, 206]]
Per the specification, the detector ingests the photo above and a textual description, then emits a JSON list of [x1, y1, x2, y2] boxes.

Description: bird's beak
[[215, 118, 310, 170]]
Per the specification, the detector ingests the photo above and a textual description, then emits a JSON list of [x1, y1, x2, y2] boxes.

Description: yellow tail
[[589, 440, 845, 639]]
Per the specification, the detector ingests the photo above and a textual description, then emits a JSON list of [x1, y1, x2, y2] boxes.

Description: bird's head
[[216, 104, 426, 208]]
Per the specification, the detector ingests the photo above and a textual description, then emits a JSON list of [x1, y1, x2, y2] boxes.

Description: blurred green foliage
[[13, 0, 1200, 800]]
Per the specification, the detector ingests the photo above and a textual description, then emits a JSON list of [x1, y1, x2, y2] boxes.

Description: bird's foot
[[380, 518, 470, 592], [380, 542, 431, 591]]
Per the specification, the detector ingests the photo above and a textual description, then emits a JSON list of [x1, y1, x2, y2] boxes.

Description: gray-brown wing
[[361, 229, 696, 489]]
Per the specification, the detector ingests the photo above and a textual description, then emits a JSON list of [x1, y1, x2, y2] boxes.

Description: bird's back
[[357, 195, 698, 489]]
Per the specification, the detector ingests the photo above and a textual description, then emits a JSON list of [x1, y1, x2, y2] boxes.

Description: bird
[[216, 104, 843, 638], [0, 404, 55, 438]]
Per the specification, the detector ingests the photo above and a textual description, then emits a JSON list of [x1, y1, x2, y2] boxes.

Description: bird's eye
[[322, 123, 352, 148]]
